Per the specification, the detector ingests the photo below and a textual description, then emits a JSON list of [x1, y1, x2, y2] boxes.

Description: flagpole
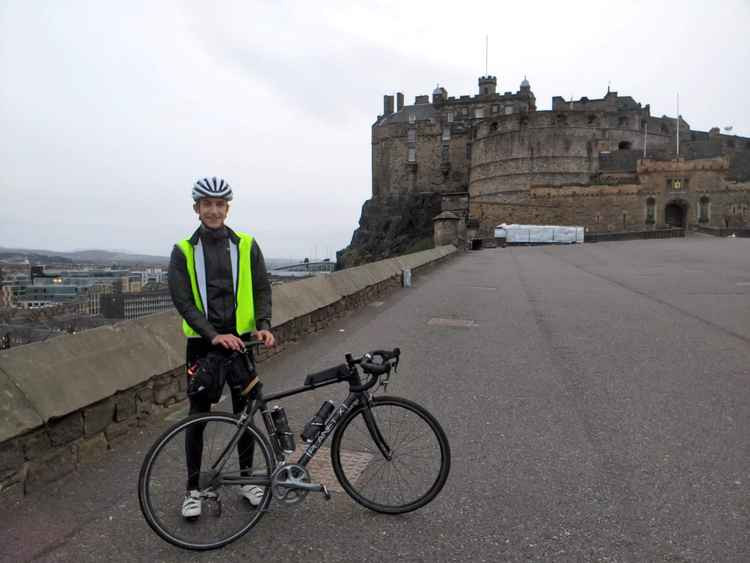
[[677, 92, 680, 160], [484, 35, 490, 76]]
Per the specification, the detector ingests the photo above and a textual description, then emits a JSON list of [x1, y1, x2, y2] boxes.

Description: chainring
[[271, 464, 311, 505]]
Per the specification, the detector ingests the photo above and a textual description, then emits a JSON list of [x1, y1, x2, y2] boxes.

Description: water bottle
[[270, 406, 295, 454], [301, 401, 335, 443]]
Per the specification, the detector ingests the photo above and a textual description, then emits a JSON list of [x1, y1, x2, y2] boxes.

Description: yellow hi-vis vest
[[176, 231, 256, 338]]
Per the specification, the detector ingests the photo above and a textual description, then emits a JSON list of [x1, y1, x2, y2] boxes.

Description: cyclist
[[168, 177, 275, 518]]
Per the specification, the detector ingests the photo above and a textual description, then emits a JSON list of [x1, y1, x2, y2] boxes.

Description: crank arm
[[283, 481, 331, 500], [285, 481, 325, 493]]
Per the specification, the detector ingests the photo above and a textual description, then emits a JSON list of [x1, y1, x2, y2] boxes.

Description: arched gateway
[[665, 200, 688, 228]]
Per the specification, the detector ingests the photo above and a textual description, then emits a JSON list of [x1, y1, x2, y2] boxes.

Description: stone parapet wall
[[0, 246, 456, 500]]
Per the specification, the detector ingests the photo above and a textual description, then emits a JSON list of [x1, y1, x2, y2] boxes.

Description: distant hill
[[0, 246, 303, 268], [0, 247, 168, 266]]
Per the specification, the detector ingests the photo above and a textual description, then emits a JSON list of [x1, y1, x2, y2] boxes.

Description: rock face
[[337, 193, 441, 268]]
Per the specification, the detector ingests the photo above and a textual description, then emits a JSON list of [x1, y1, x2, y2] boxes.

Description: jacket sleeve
[[251, 240, 272, 331], [168, 244, 219, 342]]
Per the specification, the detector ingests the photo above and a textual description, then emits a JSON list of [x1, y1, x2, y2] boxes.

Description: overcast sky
[[2, 0, 749, 259]]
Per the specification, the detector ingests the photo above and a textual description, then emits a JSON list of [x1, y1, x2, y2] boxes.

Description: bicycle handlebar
[[346, 348, 400, 391]]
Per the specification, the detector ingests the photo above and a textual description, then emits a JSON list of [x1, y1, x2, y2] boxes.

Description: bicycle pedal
[[321, 485, 331, 501]]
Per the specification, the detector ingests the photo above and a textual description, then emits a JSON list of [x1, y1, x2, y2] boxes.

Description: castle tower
[[478, 75, 497, 97], [432, 84, 448, 105], [519, 75, 536, 111]]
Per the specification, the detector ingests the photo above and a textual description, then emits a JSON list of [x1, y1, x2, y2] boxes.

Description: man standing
[[168, 177, 275, 518]]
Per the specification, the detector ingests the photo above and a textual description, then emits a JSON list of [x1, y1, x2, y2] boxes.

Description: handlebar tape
[[371, 348, 400, 361], [360, 362, 390, 376]]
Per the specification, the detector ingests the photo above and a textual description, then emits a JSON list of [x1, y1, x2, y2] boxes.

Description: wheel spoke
[[139, 415, 273, 550], [332, 398, 450, 514]]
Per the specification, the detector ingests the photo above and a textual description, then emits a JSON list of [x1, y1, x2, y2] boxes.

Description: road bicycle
[[137, 342, 451, 550]]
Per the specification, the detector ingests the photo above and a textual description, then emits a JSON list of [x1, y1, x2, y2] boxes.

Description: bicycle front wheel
[[138, 413, 274, 551], [331, 396, 450, 514]]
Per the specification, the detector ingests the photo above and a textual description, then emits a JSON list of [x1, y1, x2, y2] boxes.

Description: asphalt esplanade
[[2, 235, 748, 562]]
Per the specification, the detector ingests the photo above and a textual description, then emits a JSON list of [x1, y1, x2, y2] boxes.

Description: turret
[[432, 85, 448, 106], [519, 75, 536, 111], [478, 75, 497, 97]]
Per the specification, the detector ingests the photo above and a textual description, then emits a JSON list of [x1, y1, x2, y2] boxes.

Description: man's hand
[[211, 334, 246, 351], [253, 330, 276, 347]]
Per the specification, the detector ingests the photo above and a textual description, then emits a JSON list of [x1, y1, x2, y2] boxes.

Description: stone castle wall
[[471, 161, 750, 234]]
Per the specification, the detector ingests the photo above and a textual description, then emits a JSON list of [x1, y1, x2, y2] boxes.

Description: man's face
[[194, 198, 229, 229]]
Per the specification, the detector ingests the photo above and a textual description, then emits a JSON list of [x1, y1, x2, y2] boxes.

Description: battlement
[[478, 75, 497, 96], [552, 91, 643, 113]]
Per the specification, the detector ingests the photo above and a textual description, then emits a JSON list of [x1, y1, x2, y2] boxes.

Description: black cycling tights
[[184, 338, 255, 491], [184, 388, 254, 491]]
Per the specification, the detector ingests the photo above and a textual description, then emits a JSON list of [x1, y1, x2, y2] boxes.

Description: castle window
[[474, 108, 485, 119], [462, 107, 469, 116], [618, 141, 632, 150], [595, 213, 602, 224], [441, 144, 449, 162], [622, 211, 628, 229], [588, 114, 597, 125], [646, 197, 656, 224], [556, 114, 567, 126], [446, 112, 454, 123], [408, 129, 416, 143], [465, 143, 472, 159], [442, 127, 451, 141], [491, 105, 498, 113], [661, 124, 669, 134], [698, 196, 710, 223], [618, 116, 628, 127], [407, 147, 416, 162], [490, 122, 498, 132], [408, 112, 416, 124], [483, 87, 488, 95], [641, 120, 647, 130], [504, 106, 513, 115]]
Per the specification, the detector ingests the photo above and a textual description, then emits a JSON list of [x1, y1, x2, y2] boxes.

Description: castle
[[337, 75, 750, 266]]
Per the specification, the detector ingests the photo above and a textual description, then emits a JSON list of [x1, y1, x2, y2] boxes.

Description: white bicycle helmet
[[192, 177, 233, 201]]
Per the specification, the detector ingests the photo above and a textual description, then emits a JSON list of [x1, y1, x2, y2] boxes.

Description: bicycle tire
[[138, 413, 274, 551], [330, 396, 450, 514]]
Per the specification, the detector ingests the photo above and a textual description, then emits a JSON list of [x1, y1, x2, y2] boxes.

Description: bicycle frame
[[208, 375, 393, 487]]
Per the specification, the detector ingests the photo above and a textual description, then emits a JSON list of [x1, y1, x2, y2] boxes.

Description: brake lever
[[379, 363, 393, 393]]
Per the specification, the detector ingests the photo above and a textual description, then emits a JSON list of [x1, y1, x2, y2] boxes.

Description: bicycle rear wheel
[[331, 396, 450, 514], [138, 413, 274, 551]]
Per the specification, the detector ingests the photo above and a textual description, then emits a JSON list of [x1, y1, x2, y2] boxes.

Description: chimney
[[383, 95, 394, 116], [396, 92, 404, 112]]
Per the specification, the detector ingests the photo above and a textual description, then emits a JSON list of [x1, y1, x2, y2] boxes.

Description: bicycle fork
[[361, 400, 393, 461]]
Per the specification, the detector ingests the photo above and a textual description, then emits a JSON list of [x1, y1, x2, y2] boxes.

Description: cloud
[[1, 0, 748, 259]]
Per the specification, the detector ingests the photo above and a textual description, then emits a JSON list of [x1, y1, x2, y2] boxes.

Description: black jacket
[[168, 225, 272, 342]]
